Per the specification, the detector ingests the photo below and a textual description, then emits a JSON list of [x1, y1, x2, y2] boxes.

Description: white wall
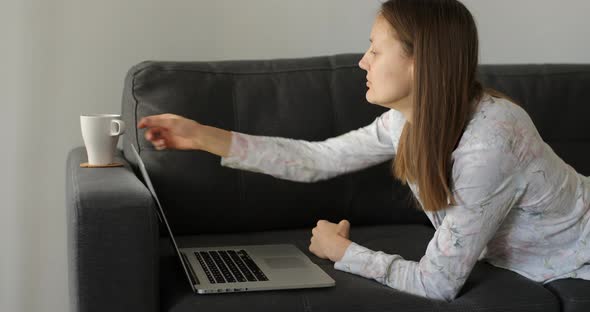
[[466, 0, 590, 63], [2, 1, 589, 311], [1, 1, 32, 311], [2, 1, 56, 311]]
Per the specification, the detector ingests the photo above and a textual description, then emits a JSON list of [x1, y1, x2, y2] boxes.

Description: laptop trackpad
[[263, 257, 307, 269]]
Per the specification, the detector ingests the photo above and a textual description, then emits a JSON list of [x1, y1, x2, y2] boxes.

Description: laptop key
[[228, 250, 258, 282], [219, 250, 246, 282], [200, 251, 226, 283], [238, 250, 269, 281], [195, 252, 216, 284], [211, 251, 236, 283]]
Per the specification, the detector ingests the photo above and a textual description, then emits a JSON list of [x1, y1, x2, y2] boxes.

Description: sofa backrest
[[121, 54, 427, 235], [121, 54, 590, 235]]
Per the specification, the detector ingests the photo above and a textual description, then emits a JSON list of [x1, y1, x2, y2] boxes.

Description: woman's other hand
[[309, 219, 352, 262]]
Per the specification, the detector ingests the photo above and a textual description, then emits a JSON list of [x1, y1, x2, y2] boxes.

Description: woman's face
[[359, 14, 414, 114]]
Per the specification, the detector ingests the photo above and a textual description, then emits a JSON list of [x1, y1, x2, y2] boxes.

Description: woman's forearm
[[195, 124, 233, 158]]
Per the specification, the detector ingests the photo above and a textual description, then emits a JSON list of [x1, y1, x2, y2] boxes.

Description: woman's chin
[[366, 95, 381, 106], [365, 90, 376, 104]]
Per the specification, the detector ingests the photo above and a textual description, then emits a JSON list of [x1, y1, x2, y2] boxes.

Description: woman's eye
[[370, 50, 377, 55]]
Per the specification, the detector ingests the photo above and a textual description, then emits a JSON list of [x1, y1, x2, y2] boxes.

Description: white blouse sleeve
[[219, 109, 405, 182], [333, 146, 528, 301]]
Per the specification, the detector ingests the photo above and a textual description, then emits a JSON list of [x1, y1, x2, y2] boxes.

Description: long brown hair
[[381, 0, 512, 212]]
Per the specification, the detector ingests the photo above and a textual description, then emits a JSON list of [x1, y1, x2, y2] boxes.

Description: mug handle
[[110, 119, 126, 136]]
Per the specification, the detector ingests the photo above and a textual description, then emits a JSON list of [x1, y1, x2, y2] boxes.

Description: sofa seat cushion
[[159, 224, 558, 312], [545, 278, 590, 312]]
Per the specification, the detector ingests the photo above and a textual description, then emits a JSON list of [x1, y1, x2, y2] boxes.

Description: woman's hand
[[309, 219, 352, 262], [137, 113, 202, 150]]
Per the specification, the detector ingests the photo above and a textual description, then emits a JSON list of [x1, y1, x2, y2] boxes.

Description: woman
[[137, 0, 590, 302]]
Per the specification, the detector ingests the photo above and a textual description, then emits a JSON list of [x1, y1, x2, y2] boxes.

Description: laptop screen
[[130, 143, 196, 291]]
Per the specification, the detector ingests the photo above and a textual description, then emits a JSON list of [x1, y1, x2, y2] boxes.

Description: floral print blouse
[[220, 93, 590, 301]]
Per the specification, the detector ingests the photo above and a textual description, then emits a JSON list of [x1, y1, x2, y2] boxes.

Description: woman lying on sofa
[[137, 0, 590, 302]]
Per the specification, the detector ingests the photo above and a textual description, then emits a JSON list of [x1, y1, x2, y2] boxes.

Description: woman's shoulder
[[455, 92, 537, 155]]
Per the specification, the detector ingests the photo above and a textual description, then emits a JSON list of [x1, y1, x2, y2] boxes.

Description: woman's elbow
[[423, 279, 463, 302]]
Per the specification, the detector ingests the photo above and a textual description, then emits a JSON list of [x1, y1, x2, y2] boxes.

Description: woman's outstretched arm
[[138, 109, 405, 182], [218, 108, 406, 182]]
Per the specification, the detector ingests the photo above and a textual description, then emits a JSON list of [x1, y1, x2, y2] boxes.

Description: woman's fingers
[[138, 115, 161, 128], [137, 116, 154, 128], [153, 137, 167, 150], [137, 114, 188, 151], [155, 142, 166, 150], [145, 126, 171, 142], [144, 127, 171, 150], [138, 114, 176, 129]]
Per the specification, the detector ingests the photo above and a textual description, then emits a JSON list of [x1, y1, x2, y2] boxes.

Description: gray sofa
[[66, 54, 590, 312]]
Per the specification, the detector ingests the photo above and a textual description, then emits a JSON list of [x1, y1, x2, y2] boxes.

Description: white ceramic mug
[[80, 114, 126, 165]]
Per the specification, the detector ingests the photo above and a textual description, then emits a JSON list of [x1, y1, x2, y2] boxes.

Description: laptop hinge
[[181, 252, 200, 286]]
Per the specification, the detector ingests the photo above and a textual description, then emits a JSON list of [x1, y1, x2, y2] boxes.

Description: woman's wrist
[[194, 124, 232, 157], [330, 236, 353, 262], [192, 123, 206, 150]]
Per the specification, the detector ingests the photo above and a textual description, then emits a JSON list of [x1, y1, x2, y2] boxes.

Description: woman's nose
[[359, 57, 368, 71]]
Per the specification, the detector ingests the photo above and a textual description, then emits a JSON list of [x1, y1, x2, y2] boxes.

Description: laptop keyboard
[[195, 250, 269, 284]]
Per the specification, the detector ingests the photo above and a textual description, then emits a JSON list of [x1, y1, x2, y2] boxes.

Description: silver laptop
[[130, 143, 335, 294]]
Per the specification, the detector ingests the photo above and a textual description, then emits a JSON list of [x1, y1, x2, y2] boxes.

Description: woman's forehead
[[371, 15, 396, 43]]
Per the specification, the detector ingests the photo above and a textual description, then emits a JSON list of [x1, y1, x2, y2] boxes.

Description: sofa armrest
[[66, 146, 159, 312]]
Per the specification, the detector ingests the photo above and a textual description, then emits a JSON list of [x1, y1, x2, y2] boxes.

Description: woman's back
[[416, 94, 590, 283]]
